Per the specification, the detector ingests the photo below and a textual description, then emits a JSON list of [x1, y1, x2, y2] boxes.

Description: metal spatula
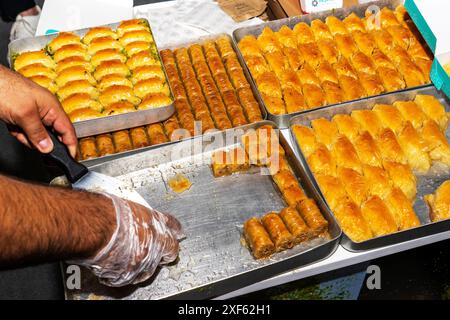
[[46, 130, 151, 208]]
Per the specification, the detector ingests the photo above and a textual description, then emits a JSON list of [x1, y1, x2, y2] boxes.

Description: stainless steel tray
[[79, 33, 268, 165], [60, 121, 341, 300], [289, 86, 450, 252], [232, 0, 433, 128], [8, 19, 175, 138]]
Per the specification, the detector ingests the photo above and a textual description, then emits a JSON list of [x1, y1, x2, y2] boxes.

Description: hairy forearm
[[0, 174, 116, 268]]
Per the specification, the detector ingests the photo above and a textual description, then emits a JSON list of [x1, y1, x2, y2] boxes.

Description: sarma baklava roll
[[351, 110, 383, 138], [293, 22, 315, 44], [337, 167, 369, 207], [424, 181, 450, 223], [275, 25, 296, 48], [283, 185, 307, 208], [211, 150, 230, 177], [315, 39, 338, 65], [361, 196, 398, 237], [216, 36, 236, 60], [79, 137, 98, 160], [130, 126, 150, 148], [261, 212, 294, 252], [316, 174, 348, 211], [273, 170, 299, 192], [283, 87, 307, 113], [374, 66, 406, 92], [95, 134, 115, 157], [174, 99, 196, 136], [325, 16, 348, 36], [334, 34, 358, 59], [343, 13, 365, 33], [414, 95, 448, 132], [394, 101, 428, 130], [353, 131, 383, 168], [334, 200, 373, 242], [160, 49, 176, 66], [311, 118, 339, 149], [372, 104, 405, 135], [307, 144, 337, 177], [279, 208, 311, 244], [298, 43, 324, 69], [112, 130, 133, 152], [302, 84, 326, 109], [332, 135, 362, 174], [163, 116, 181, 141], [397, 122, 431, 173], [146, 124, 169, 146], [244, 217, 275, 259], [296, 199, 328, 236], [385, 188, 420, 230], [339, 75, 367, 101], [383, 161, 417, 201], [237, 88, 263, 123], [377, 128, 408, 164], [421, 120, 450, 166], [363, 164, 393, 200], [292, 125, 319, 158], [352, 31, 377, 56], [332, 114, 361, 143]]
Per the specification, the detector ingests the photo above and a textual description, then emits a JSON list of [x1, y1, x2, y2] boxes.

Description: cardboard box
[[405, 0, 450, 97]]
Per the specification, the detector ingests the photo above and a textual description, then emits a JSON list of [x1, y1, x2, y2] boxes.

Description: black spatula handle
[[46, 129, 88, 183]]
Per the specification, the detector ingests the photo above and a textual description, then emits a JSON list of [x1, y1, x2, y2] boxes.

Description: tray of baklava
[[58, 121, 341, 300], [8, 19, 174, 137], [233, 0, 434, 128], [290, 86, 450, 252], [75, 34, 266, 164]]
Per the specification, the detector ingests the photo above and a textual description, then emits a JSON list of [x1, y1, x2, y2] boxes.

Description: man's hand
[[0, 65, 77, 157], [72, 194, 184, 287]]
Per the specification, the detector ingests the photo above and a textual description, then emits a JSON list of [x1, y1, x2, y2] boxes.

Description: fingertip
[[37, 137, 54, 154]]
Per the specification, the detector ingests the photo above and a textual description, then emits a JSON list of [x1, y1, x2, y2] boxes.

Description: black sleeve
[[0, 0, 36, 22]]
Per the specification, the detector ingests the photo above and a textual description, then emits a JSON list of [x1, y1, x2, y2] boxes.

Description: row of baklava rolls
[[159, 36, 263, 136], [77, 37, 264, 161], [210, 125, 328, 259], [238, 5, 432, 115], [13, 19, 172, 122], [292, 94, 449, 242]]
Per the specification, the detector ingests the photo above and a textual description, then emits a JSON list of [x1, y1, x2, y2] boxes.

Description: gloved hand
[[70, 193, 184, 287]]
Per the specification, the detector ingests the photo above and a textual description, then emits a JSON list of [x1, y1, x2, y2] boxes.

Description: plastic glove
[[69, 193, 184, 287]]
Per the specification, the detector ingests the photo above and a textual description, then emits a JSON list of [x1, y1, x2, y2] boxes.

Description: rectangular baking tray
[[59, 121, 341, 300], [289, 86, 450, 252], [78, 33, 268, 165], [7, 19, 175, 138], [232, 0, 433, 128]]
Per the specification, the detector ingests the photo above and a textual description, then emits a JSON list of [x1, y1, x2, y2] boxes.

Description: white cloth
[[134, 0, 263, 48]]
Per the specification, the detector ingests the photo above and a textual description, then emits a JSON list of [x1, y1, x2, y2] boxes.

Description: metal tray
[[79, 33, 268, 165], [289, 86, 450, 252], [7, 19, 175, 138], [60, 121, 341, 300], [232, 0, 433, 128]]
